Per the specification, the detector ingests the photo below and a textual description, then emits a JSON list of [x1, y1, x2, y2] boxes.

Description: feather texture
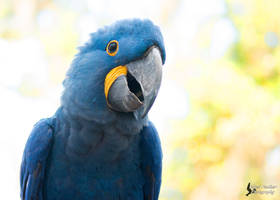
[[20, 118, 55, 199], [20, 18, 165, 200]]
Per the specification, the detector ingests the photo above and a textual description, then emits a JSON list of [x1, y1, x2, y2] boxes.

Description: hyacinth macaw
[[20, 18, 166, 200]]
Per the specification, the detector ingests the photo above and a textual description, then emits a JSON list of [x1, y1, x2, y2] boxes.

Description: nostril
[[127, 72, 144, 102]]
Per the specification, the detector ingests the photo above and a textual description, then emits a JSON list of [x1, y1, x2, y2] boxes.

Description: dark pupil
[[108, 42, 117, 53]]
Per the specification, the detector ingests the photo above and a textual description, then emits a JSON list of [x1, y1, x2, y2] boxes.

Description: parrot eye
[[106, 40, 119, 56]]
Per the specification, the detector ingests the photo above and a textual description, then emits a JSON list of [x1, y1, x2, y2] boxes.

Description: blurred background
[[1, 0, 280, 199]]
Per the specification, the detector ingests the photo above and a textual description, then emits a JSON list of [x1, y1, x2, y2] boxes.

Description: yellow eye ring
[[106, 40, 119, 56]]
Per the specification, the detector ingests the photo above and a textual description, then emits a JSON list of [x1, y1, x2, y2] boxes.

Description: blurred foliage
[[162, 0, 280, 200], [1, 0, 280, 199]]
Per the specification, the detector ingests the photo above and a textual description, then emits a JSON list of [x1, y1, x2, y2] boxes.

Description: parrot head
[[62, 19, 166, 124]]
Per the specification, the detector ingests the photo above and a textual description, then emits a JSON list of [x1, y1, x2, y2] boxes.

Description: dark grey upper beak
[[107, 46, 162, 118]]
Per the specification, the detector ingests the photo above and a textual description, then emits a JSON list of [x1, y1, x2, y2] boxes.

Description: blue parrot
[[20, 18, 166, 200]]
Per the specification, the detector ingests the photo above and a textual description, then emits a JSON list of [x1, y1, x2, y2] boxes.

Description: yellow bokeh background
[[1, 0, 280, 199]]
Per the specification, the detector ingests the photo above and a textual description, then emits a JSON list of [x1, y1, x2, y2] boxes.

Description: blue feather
[[140, 121, 163, 200], [20, 18, 165, 200]]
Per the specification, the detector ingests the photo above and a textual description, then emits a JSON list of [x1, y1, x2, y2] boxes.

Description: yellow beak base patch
[[104, 66, 127, 99]]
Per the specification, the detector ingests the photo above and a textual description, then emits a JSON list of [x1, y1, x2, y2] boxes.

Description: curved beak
[[104, 46, 162, 118]]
